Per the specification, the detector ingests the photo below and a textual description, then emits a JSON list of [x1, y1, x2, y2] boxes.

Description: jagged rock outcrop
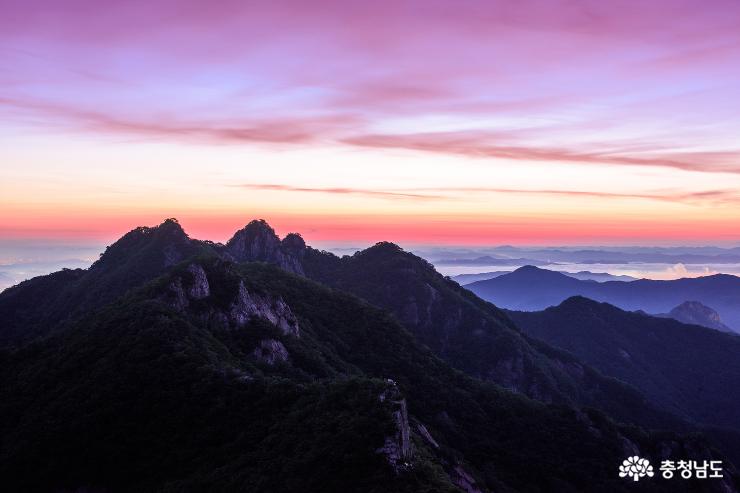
[[164, 266, 300, 337], [164, 263, 211, 310], [230, 281, 300, 336], [377, 381, 412, 472], [186, 264, 210, 299], [416, 423, 439, 449], [225, 220, 305, 275], [253, 339, 289, 365]]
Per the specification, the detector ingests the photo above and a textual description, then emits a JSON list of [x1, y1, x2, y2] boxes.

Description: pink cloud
[[2, 0, 740, 175], [343, 132, 740, 174], [237, 183, 740, 206], [236, 184, 446, 200], [0, 96, 362, 145]]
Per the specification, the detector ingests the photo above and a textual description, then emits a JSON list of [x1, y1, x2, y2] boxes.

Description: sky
[[2, 0, 740, 247]]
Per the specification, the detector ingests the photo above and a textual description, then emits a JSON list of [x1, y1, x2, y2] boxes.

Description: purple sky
[[2, 0, 740, 245]]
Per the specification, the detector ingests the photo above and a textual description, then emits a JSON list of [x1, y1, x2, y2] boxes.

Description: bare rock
[[377, 383, 413, 473], [225, 220, 305, 275], [451, 464, 484, 493], [416, 423, 439, 449], [230, 281, 300, 336], [253, 339, 289, 365], [186, 264, 210, 299]]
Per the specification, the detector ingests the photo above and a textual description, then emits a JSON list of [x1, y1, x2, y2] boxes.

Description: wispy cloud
[[235, 183, 446, 200], [237, 183, 740, 205], [2, 0, 740, 176], [6, 95, 740, 175], [343, 132, 740, 174], [0, 97, 361, 145]]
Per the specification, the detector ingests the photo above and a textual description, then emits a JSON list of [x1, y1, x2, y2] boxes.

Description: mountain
[[483, 247, 740, 265], [508, 297, 740, 432], [4, 253, 734, 491], [450, 271, 511, 284], [433, 255, 547, 266], [223, 219, 306, 274], [0, 218, 216, 346], [467, 265, 740, 332], [297, 242, 695, 430], [656, 301, 733, 332], [2, 219, 740, 491], [451, 270, 635, 286], [0, 221, 709, 429], [566, 271, 637, 282]]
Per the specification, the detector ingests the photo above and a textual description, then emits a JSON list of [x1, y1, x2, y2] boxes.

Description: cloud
[[237, 183, 740, 205], [2, 0, 740, 177], [665, 263, 719, 279], [236, 184, 446, 200], [342, 132, 740, 174], [0, 97, 361, 145]]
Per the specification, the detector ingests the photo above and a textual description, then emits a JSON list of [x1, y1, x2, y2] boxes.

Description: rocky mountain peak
[[91, 217, 192, 270], [281, 233, 306, 252], [363, 241, 404, 255], [666, 300, 732, 332], [225, 220, 305, 274], [156, 217, 187, 237], [226, 220, 281, 257]]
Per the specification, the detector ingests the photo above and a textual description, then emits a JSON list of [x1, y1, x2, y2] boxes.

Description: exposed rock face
[[416, 423, 439, 450], [186, 264, 210, 299], [253, 339, 289, 365], [414, 420, 485, 493], [163, 263, 210, 310], [377, 382, 412, 473], [279, 233, 306, 274], [225, 220, 305, 275], [230, 281, 300, 336], [660, 301, 732, 332], [166, 277, 190, 312], [451, 465, 484, 493], [164, 267, 300, 337]]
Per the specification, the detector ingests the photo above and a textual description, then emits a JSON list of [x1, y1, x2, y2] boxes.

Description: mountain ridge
[[1, 219, 686, 428], [3, 218, 740, 489], [508, 296, 740, 432], [468, 265, 740, 331], [5, 253, 733, 491]]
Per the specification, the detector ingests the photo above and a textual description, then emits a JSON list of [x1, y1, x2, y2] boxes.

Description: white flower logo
[[619, 456, 654, 482]]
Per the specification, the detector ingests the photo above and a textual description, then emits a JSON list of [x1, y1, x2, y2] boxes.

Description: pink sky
[[1, 0, 740, 245]]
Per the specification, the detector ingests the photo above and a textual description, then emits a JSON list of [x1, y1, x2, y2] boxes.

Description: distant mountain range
[[1, 219, 738, 491], [452, 270, 636, 285], [467, 265, 740, 332], [433, 255, 549, 266], [429, 246, 740, 266]]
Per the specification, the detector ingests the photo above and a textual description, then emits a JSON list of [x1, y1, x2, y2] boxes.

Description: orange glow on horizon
[[2, 210, 739, 247]]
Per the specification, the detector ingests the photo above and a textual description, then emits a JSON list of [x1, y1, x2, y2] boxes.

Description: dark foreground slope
[[1, 258, 736, 492], [509, 297, 740, 433]]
